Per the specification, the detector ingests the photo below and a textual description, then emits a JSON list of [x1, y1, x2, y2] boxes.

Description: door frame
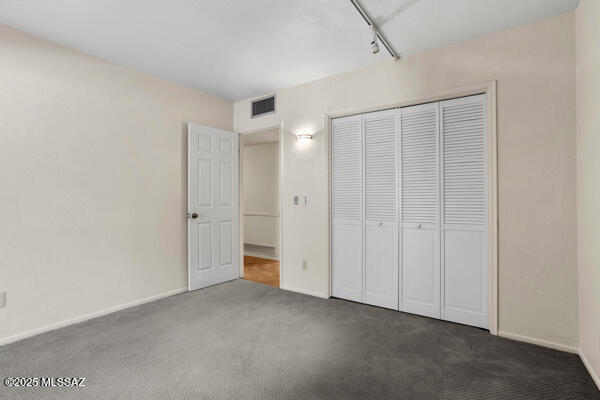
[[325, 81, 498, 334], [238, 124, 284, 287]]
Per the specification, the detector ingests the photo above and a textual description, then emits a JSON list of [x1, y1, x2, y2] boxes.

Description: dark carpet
[[0, 279, 598, 399]]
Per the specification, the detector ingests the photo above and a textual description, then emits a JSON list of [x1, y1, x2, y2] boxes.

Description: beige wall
[[242, 142, 280, 250], [234, 12, 578, 348], [243, 143, 279, 217], [576, 0, 600, 386], [0, 25, 232, 343]]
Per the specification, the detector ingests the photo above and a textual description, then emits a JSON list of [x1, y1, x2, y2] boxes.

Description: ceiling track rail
[[349, 0, 400, 60]]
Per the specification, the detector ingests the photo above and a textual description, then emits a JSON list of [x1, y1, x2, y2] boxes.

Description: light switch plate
[[0, 292, 5, 308]]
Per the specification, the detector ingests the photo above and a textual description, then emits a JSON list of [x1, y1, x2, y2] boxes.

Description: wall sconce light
[[296, 134, 312, 146]]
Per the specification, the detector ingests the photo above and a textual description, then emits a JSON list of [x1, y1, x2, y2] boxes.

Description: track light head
[[370, 39, 380, 54], [370, 27, 380, 54]]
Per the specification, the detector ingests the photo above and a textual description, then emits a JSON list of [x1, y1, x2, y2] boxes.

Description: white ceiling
[[0, 0, 579, 102]]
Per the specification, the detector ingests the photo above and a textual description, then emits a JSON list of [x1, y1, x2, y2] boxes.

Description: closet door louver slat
[[364, 114, 397, 222], [401, 108, 439, 225], [332, 119, 362, 222], [443, 100, 486, 226]]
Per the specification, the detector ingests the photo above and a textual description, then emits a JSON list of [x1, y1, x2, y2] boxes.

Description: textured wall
[[576, 0, 600, 387], [0, 25, 232, 342], [234, 12, 578, 348], [242, 142, 280, 250], [243, 143, 279, 217]]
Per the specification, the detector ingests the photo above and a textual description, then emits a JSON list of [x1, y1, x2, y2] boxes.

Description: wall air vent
[[251, 95, 276, 118]]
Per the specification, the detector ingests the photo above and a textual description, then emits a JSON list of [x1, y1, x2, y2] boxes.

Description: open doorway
[[239, 127, 281, 287]]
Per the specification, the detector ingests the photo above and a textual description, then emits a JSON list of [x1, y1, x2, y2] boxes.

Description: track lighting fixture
[[349, 0, 400, 60]]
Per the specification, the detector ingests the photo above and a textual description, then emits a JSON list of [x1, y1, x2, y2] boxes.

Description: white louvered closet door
[[440, 94, 488, 328], [331, 115, 363, 302], [400, 102, 441, 319], [363, 110, 398, 310]]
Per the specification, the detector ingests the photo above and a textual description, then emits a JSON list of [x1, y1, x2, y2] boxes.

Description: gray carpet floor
[[0, 279, 598, 399]]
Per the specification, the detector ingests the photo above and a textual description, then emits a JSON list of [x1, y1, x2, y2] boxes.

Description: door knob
[[191, 213, 198, 219]]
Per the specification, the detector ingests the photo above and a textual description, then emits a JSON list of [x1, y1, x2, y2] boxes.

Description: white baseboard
[[0, 287, 187, 347], [280, 284, 329, 299], [498, 330, 578, 354], [580, 349, 600, 391], [244, 251, 279, 261]]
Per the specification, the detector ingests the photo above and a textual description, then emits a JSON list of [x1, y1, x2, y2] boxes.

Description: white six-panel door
[[188, 123, 239, 291], [331, 94, 488, 329]]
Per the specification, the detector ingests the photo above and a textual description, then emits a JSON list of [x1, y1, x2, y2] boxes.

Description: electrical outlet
[[0, 292, 5, 308]]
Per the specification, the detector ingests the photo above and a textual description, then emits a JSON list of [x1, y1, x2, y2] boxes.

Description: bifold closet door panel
[[332, 222, 362, 301], [363, 110, 398, 310], [441, 94, 488, 328], [400, 102, 441, 319], [443, 229, 486, 327], [331, 115, 363, 302]]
